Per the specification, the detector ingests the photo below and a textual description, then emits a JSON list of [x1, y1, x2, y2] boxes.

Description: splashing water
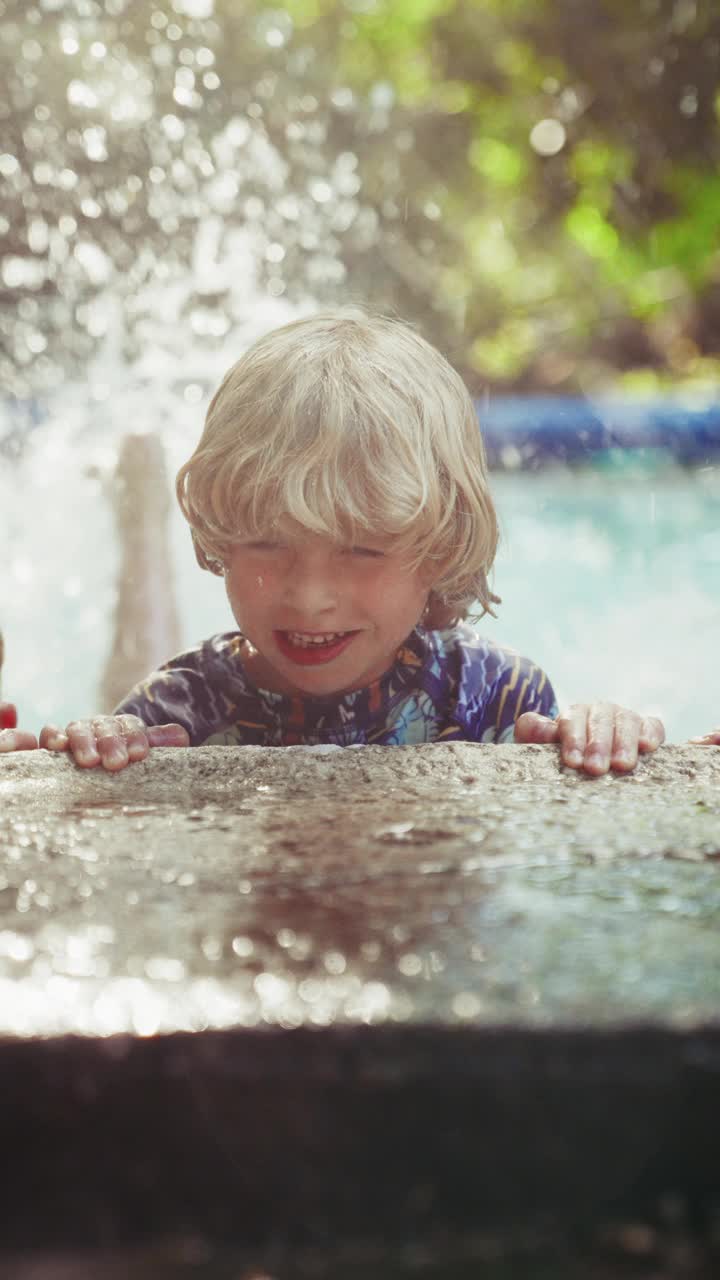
[[0, 288, 299, 729]]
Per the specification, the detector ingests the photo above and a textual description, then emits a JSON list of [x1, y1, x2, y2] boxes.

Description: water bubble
[[201, 935, 222, 961], [67, 80, 98, 109], [679, 87, 698, 117], [254, 971, 290, 1004], [145, 956, 186, 981], [0, 154, 20, 177], [0, 931, 35, 963], [288, 934, 312, 960], [80, 197, 102, 219], [452, 991, 482, 1019], [360, 940, 381, 961], [309, 179, 333, 204], [162, 113, 186, 142], [232, 934, 254, 957], [174, 0, 215, 18], [331, 87, 354, 111], [529, 118, 566, 156]]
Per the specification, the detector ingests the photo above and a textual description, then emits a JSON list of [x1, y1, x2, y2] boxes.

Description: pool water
[[483, 460, 719, 741], [0, 402, 717, 743]]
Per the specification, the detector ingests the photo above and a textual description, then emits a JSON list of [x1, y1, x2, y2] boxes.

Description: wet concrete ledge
[[1, 743, 719, 1257]]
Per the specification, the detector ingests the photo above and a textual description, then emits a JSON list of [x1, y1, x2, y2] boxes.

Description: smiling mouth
[[274, 630, 359, 665], [286, 630, 352, 647]]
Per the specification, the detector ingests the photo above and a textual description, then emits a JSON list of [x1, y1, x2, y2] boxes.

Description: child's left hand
[[514, 702, 665, 775]]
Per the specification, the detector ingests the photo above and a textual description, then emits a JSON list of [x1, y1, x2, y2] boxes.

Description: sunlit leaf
[[469, 137, 527, 186], [566, 204, 620, 260]]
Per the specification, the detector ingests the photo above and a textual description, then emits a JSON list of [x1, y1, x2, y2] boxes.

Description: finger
[[514, 712, 559, 745], [124, 729, 150, 762], [638, 716, 665, 752], [0, 728, 39, 752], [40, 724, 69, 751], [93, 728, 130, 772], [609, 709, 642, 773], [557, 704, 589, 769], [688, 729, 720, 746], [113, 714, 151, 762], [115, 714, 149, 736], [65, 720, 102, 768], [146, 724, 190, 747], [90, 715, 144, 771], [0, 703, 18, 731], [90, 714, 137, 737], [582, 703, 616, 775], [98, 719, 190, 769]]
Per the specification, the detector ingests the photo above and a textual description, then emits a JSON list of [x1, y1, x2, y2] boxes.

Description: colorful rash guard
[[115, 624, 558, 748]]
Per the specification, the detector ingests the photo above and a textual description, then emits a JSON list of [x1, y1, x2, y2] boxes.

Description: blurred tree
[[0, 0, 718, 396]]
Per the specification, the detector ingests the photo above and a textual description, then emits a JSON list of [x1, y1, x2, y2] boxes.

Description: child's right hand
[[39, 714, 189, 771], [0, 701, 19, 731], [0, 702, 38, 751], [689, 728, 720, 745]]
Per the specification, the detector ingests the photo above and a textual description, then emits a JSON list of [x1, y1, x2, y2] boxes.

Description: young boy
[[1, 311, 668, 774]]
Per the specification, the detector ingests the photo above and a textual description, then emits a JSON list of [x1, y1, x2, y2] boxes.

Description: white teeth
[[286, 631, 348, 647]]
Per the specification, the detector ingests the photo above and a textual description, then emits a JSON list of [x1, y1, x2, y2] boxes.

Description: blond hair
[[176, 310, 499, 626]]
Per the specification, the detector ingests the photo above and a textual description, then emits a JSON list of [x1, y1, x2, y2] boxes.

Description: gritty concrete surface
[[1, 742, 719, 1268], [1, 742, 719, 1035]]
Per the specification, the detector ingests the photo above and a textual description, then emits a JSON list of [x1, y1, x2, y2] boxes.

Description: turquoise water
[[483, 460, 719, 741], [1, 414, 718, 743]]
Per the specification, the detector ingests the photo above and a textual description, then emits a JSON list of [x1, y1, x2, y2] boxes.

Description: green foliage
[[277, 0, 720, 389], [469, 139, 527, 186]]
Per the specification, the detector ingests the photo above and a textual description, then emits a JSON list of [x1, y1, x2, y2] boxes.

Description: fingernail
[[150, 726, 178, 743], [613, 751, 633, 768], [76, 746, 100, 766], [564, 749, 582, 766], [585, 751, 608, 772], [0, 730, 17, 750]]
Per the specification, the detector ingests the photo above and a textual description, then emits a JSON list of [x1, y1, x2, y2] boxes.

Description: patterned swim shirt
[[115, 623, 558, 748]]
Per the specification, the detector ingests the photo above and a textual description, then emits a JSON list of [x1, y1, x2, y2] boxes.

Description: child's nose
[[283, 555, 339, 613]]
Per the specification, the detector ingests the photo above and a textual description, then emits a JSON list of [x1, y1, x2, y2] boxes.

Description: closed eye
[[345, 546, 385, 558]]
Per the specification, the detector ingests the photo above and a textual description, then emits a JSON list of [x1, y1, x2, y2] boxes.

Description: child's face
[[224, 529, 434, 697]]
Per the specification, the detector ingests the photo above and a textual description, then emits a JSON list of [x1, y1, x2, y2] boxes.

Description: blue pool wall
[[478, 395, 720, 467]]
